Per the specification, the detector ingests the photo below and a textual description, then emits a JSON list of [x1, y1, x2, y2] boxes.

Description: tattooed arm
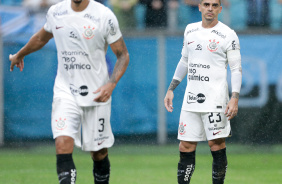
[[94, 37, 129, 102], [164, 79, 182, 112], [168, 79, 181, 91], [164, 57, 188, 112]]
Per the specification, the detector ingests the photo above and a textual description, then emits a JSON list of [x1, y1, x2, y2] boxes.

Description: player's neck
[[202, 19, 219, 29], [71, 0, 89, 12]]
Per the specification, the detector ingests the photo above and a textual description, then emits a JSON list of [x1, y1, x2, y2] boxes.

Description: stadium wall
[[2, 34, 282, 144]]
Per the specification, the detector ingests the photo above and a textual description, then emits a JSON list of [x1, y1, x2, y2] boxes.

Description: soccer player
[[164, 0, 242, 183], [9, 0, 129, 183]]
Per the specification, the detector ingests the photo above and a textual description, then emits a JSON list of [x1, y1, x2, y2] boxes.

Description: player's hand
[[93, 82, 116, 102], [9, 54, 24, 72], [225, 97, 238, 120], [164, 90, 174, 112]]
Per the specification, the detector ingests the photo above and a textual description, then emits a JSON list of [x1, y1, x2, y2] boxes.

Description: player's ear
[[198, 4, 202, 13]]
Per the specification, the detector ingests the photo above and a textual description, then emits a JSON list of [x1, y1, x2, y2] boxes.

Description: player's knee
[[55, 136, 74, 154], [179, 141, 197, 152], [91, 148, 108, 161], [208, 138, 226, 151]]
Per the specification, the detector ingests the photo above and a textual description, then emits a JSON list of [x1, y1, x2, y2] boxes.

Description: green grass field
[[0, 143, 281, 184]]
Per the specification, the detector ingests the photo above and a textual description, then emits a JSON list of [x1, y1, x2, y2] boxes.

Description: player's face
[[199, 0, 222, 21]]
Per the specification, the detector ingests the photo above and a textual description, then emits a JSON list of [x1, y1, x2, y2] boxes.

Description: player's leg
[[52, 98, 82, 184], [203, 112, 231, 184], [80, 104, 114, 184], [177, 111, 206, 184], [208, 138, 227, 184], [56, 136, 77, 184], [91, 148, 110, 184], [178, 141, 197, 184]]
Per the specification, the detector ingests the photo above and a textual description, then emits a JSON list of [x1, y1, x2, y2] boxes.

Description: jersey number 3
[[99, 118, 105, 132]]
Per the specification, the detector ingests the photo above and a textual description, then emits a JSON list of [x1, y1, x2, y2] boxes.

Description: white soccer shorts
[[51, 98, 114, 151], [178, 111, 231, 141]]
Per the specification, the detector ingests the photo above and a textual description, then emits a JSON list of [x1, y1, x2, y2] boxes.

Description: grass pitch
[[0, 143, 281, 184]]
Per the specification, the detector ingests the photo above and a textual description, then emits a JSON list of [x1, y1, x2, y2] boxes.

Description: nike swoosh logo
[[213, 131, 221, 135], [56, 26, 64, 29], [188, 41, 194, 45], [59, 177, 67, 183], [98, 140, 105, 145]]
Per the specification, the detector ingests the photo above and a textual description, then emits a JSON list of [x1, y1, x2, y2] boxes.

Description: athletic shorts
[[178, 111, 231, 141], [51, 98, 114, 151]]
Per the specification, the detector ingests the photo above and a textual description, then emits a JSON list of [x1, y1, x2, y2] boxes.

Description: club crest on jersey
[[82, 25, 95, 40], [207, 39, 219, 52], [56, 117, 67, 130], [179, 122, 186, 135]]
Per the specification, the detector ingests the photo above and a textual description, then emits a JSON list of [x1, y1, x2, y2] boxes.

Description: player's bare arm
[[94, 37, 129, 102], [225, 92, 239, 120], [164, 79, 181, 112], [9, 27, 53, 72]]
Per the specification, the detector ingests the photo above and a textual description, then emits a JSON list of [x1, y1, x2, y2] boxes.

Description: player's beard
[[72, 0, 83, 4]]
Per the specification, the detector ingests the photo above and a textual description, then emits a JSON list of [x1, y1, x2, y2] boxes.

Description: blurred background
[[0, 0, 282, 147]]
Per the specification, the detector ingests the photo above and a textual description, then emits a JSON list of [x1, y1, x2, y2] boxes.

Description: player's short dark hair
[[200, 0, 221, 5]]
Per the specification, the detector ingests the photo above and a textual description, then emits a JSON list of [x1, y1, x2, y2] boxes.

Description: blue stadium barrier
[[3, 32, 282, 141]]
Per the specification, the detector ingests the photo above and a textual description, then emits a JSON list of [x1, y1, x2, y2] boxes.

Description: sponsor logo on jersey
[[98, 140, 105, 145], [188, 63, 210, 82], [84, 14, 101, 23], [195, 44, 202, 50], [63, 56, 91, 71], [232, 40, 236, 50], [188, 74, 209, 82], [64, 63, 91, 71], [188, 41, 194, 45], [83, 26, 95, 40], [179, 122, 186, 135], [108, 19, 117, 35], [56, 117, 67, 130], [94, 136, 109, 142], [211, 30, 226, 39], [186, 28, 199, 35], [208, 126, 225, 131], [70, 84, 89, 96], [207, 39, 220, 52], [213, 131, 221, 135], [56, 26, 64, 29], [189, 63, 211, 69], [61, 51, 88, 57], [69, 31, 78, 39], [187, 92, 206, 104], [53, 10, 68, 17]]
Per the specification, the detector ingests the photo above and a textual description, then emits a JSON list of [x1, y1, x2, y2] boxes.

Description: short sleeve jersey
[[181, 21, 240, 112], [44, 0, 122, 106]]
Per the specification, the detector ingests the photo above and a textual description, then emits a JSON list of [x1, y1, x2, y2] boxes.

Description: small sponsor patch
[[70, 84, 89, 96], [108, 19, 117, 35]]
